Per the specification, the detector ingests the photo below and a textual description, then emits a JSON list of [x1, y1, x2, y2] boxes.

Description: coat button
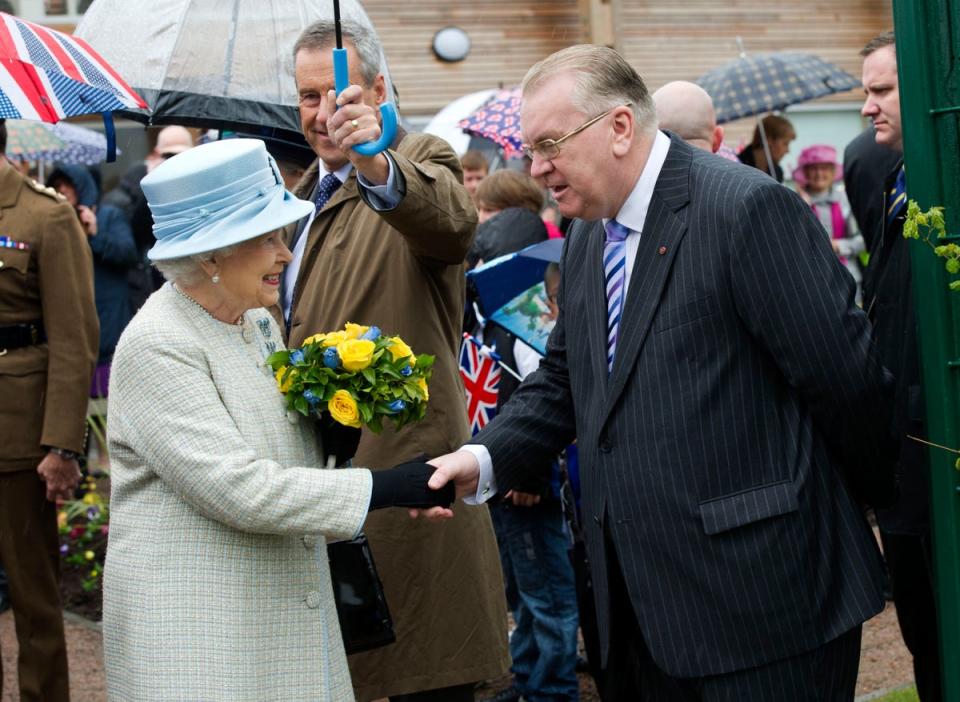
[[302, 535, 317, 550], [304, 590, 322, 609], [286, 410, 299, 424], [241, 326, 254, 343]]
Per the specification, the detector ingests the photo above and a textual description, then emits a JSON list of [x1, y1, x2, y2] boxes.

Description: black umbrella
[[698, 52, 861, 125]]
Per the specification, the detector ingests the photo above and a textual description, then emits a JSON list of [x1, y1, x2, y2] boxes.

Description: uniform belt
[[0, 322, 46, 353]]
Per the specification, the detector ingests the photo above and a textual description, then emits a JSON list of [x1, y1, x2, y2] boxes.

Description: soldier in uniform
[[0, 119, 98, 702]]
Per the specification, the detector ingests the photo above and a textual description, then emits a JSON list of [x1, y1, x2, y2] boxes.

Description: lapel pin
[[658, 245, 667, 255]]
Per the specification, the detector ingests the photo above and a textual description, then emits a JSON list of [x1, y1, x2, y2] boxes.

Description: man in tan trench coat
[[0, 120, 99, 702], [283, 21, 509, 702]]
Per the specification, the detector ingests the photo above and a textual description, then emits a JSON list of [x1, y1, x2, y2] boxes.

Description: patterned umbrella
[[0, 12, 147, 159], [459, 87, 523, 157], [5, 119, 118, 164], [697, 53, 860, 124]]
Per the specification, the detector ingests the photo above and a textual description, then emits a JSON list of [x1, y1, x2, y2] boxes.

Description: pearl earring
[[211, 274, 220, 284]]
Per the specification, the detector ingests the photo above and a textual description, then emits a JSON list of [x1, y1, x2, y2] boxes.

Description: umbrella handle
[[333, 48, 398, 156]]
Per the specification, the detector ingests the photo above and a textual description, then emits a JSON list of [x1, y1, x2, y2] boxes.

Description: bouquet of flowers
[[267, 323, 434, 433]]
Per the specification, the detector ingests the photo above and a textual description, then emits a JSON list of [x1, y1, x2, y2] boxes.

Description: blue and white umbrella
[[698, 52, 860, 124], [5, 119, 118, 164]]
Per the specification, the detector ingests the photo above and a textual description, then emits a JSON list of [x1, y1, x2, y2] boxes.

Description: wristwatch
[[47, 446, 80, 461]]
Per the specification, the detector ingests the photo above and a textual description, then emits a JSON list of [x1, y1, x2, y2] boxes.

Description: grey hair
[[292, 20, 381, 87], [153, 245, 239, 287], [522, 45, 658, 136]]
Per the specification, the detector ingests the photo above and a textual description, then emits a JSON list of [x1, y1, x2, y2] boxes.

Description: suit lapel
[[601, 138, 692, 423]]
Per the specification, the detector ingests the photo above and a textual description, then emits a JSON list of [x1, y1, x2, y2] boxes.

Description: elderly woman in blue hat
[[102, 139, 451, 701]]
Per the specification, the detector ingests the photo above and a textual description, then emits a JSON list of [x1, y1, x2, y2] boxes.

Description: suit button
[[599, 440, 612, 454], [304, 590, 322, 609], [593, 514, 601, 525]]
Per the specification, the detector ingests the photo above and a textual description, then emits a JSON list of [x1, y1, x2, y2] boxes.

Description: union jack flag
[[459, 335, 501, 436], [0, 12, 145, 122]]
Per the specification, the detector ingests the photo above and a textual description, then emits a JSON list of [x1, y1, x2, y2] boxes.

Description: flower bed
[[58, 472, 109, 621]]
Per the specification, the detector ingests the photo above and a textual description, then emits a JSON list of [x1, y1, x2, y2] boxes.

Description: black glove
[[369, 460, 455, 510]]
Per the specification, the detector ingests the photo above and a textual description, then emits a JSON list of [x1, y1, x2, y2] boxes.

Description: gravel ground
[[1, 600, 914, 701]]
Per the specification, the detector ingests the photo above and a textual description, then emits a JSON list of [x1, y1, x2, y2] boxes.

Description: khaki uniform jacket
[[0, 159, 97, 471], [285, 133, 509, 699]]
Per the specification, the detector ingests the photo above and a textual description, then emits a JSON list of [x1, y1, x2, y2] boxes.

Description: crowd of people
[[0, 17, 943, 702]]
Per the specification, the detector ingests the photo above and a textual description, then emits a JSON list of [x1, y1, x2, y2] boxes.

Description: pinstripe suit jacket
[[474, 135, 896, 678]]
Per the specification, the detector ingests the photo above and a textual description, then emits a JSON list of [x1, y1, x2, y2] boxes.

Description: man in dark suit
[[850, 31, 941, 702], [418, 44, 898, 700]]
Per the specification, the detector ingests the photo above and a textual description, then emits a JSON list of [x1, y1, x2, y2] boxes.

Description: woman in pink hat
[[794, 144, 865, 303]]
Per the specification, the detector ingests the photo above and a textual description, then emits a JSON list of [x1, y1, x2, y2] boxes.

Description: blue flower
[[361, 326, 381, 341], [323, 347, 341, 369], [86, 506, 100, 520], [400, 364, 413, 377], [387, 399, 406, 414], [290, 349, 305, 365], [59, 544, 69, 555], [303, 388, 321, 407]]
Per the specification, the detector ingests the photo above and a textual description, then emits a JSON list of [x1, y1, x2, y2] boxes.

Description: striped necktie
[[886, 165, 906, 226], [604, 219, 631, 372], [314, 172, 342, 213]]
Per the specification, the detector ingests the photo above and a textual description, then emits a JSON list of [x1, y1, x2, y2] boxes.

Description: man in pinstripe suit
[[419, 44, 899, 701]]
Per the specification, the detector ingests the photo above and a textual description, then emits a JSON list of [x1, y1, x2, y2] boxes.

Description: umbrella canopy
[[424, 89, 496, 155], [697, 53, 860, 124], [0, 12, 146, 122], [5, 119, 118, 164], [468, 238, 563, 354], [75, 0, 397, 142], [459, 87, 523, 157]]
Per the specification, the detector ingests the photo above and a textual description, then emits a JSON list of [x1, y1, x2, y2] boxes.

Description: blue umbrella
[[697, 52, 860, 124], [468, 238, 564, 354]]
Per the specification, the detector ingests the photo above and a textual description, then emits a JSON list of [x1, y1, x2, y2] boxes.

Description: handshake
[[369, 451, 483, 517]]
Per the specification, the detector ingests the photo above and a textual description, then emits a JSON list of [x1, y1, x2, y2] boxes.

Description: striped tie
[[604, 219, 631, 372], [886, 165, 906, 226]]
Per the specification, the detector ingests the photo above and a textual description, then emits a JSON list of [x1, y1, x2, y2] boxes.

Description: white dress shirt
[[464, 130, 673, 504], [282, 158, 401, 321]]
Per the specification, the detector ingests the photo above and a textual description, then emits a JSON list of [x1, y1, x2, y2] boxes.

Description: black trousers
[[602, 536, 862, 702], [880, 530, 942, 702]]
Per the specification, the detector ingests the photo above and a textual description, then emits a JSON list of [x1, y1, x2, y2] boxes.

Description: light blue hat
[[143, 139, 313, 261]]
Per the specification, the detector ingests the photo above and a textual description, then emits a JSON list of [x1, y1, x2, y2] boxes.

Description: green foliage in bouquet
[[267, 323, 434, 433], [58, 473, 109, 592]]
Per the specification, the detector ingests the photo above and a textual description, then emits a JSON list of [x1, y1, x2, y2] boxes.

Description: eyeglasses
[[522, 103, 632, 161]]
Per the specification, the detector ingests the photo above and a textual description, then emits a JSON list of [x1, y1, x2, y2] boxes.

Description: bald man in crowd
[[653, 80, 725, 153]]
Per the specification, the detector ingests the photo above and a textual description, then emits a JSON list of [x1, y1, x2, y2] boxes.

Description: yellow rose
[[344, 322, 370, 339], [328, 390, 361, 428], [417, 377, 429, 401], [337, 339, 376, 371], [321, 330, 349, 347], [84, 550, 95, 561], [275, 365, 297, 392], [388, 337, 414, 363], [304, 333, 327, 346], [57, 511, 67, 528]]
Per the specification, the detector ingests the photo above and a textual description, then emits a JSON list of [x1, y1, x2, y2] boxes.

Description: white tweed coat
[[104, 284, 371, 701]]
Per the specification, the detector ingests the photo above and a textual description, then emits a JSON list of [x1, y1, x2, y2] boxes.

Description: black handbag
[[318, 419, 396, 655], [328, 534, 396, 655]]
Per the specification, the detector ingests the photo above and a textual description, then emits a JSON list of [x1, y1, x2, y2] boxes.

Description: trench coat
[[285, 132, 510, 699], [0, 159, 97, 470]]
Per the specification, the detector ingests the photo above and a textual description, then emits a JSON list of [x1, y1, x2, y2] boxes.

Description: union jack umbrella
[[459, 334, 502, 436], [0, 12, 147, 159], [458, 87, 523, 157]]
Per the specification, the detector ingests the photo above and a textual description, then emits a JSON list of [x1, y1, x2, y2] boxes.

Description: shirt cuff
[[460, 444, 497, 505], [357, 155, 400, 210]]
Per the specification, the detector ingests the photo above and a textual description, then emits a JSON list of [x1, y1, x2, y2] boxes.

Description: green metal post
[[892, 0, 960, 697]]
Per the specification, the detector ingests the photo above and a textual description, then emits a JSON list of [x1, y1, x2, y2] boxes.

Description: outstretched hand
[[408, 450, 481, 521]]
